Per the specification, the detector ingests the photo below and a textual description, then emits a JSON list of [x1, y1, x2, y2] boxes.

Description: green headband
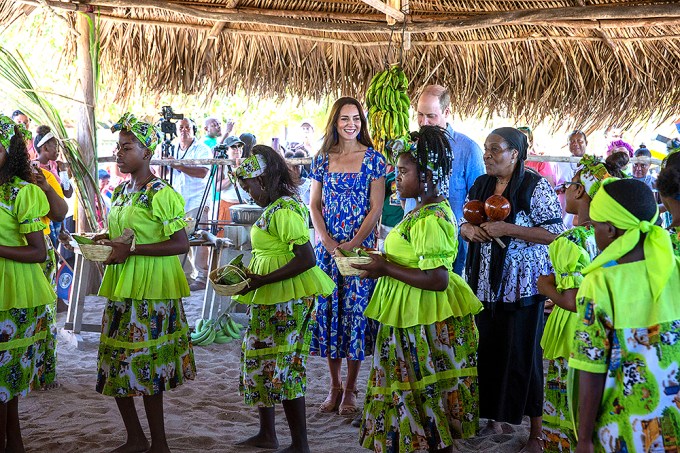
[[111, 112, 160, 152], [233, 154, 267, 180], [576, 154, 612, 198], [583, 178, 673, 303], [0, 114, 32, 152]]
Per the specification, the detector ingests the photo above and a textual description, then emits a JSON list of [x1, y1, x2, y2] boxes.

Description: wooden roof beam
[[359, 0, 405, 23]]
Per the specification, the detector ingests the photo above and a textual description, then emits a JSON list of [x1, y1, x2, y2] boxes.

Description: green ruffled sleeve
[[411, 214, 457, 271], [548, 236, 592, 292], [269, 207, 310, 250], [152, 186, 187, 237], [16, 183, 50, 235]]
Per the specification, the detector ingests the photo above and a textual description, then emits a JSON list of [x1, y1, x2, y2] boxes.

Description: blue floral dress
[[309, 149, 386, 360]]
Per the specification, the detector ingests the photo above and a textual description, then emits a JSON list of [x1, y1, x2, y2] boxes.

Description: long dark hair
[[319, 97, 374, 156], [249, 145, 298, 203], [0, 127, 34, 186]]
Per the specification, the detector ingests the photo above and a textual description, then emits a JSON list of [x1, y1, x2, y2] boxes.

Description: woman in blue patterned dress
[[309, 97, 386, 416]]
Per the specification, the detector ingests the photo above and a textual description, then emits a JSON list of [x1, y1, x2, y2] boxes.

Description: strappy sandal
[[319, 382, 344, 413], [338, 386, 359, 416]]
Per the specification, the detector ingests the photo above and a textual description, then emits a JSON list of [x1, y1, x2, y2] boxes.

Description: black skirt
[[476, 301, 544, 424]]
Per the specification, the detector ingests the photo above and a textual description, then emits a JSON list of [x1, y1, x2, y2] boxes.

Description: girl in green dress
[[96, 113, 196, 453], [537, 155, 620, 452], [569, 178, 680, 453], [355, 126, 483, 453], [0, 114, 55, 451], [232, 146, 335, 453], [657, 146, 680, 256]]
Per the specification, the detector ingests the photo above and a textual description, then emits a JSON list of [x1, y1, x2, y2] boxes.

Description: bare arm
[[537, 274, 577, 312], [0, 230, 47, 263], [103, 229, 190, 265], [240, 242, 316, 294], [338, 177, 385, 250], [309, 179, 338, 253], [353, 253, 449, 291], [480, 221, 558, 245], [33, 170, 67, 222], [171, 163, 209, 179]]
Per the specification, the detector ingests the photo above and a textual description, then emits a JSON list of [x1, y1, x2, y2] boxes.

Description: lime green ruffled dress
[[569, 258, 680, 452], [95, 178, 196, 397], [360, 201, 483, 453], [0, 177, 56, 401], [539, 226, 597, 452], [234, 196, 334, 407]]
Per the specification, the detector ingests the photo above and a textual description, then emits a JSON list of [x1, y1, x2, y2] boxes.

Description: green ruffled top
[[98, 178, 190, 302], [364, 200, 483, 328], [233, 196, 335, 305], [670, 227, 680, 258], [541, 226, 598, 360], [0, 177, 56, 310]]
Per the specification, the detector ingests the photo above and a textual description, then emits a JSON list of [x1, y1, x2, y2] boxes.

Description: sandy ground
[[19, 290, 531, 453]]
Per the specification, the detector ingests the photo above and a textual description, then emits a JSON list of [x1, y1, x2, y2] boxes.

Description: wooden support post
[[75, 12, 101, 295]]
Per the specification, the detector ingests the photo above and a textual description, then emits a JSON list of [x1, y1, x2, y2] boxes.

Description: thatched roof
[[3, 0, 680, 130]]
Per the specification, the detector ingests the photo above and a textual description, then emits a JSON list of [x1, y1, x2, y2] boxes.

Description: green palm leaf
[[0, 44, 103, 231]]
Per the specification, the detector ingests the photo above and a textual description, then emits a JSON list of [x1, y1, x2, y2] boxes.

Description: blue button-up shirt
[[404, 124, 485, 275]]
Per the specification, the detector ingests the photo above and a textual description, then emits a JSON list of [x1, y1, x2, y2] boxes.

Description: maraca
[[484, 195, 511, 248], [462, 200, 487, 225]]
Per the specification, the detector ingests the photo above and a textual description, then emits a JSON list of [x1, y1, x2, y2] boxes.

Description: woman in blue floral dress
[[309, 97, 386, 416]]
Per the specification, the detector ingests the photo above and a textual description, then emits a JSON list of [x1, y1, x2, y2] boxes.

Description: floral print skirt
[[0, 304, 54, 402], [240, 296, 315, 407], [39, 235, 58, 388], [360, 314, 480, 453], [96, 297, 196, 397], [543, 357, 576, 452]]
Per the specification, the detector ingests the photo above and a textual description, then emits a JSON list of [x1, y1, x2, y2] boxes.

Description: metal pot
[[229, 203, 265, 225]]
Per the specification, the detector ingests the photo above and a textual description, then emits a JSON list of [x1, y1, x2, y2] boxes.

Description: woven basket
[[79, 243, 113, 262], [334, 255, 372, 277], [209, 264, 250, 297]]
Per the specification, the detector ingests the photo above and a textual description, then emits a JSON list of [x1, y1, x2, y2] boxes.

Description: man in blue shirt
[[404, 85, 485, 275]]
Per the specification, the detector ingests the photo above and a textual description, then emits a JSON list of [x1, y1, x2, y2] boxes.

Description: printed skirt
[[360, 314, 480, 453], [96, 298, 196, 397], [0, 305, 53, 402], [39, 235, 58, 388], [240, 296, 315, 407], [543, 357, 575, 453]]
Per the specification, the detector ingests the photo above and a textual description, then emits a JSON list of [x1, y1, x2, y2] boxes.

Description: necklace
[[126, 174, 155, 194], [496, 178, 510, 185]]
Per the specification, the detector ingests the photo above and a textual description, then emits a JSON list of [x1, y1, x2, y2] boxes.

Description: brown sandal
[[338, 386, 359, 416], [319, 382, 344, 413]]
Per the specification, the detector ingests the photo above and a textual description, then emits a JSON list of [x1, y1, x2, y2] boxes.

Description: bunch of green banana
[[365, 65, 410, 155], [190, 314, 244, 346]]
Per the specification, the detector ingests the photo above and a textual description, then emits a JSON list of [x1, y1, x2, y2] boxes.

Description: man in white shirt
[[165, 118, 212, 290]]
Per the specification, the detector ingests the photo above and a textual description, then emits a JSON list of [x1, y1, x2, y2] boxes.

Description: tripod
[[191, 148, 243, 237], [159, 134, 177, 185]]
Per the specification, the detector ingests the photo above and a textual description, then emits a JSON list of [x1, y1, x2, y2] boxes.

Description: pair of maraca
[[463, 195, 511, 248]]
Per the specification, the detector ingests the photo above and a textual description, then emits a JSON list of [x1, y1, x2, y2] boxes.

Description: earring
[[333, 128, 338, 140], [357, 132, 362, 141]]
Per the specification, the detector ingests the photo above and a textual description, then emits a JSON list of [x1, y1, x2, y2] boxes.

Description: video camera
[[158, 105, 184, 136], [213, 144, 230, 159]]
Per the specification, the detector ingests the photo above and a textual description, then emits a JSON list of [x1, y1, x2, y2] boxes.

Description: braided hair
[[0, 127, 34, 186], [406, 125, 453, 195]]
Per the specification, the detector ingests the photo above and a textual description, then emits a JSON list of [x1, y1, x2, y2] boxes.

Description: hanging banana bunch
[[365, 65, 410, 157]]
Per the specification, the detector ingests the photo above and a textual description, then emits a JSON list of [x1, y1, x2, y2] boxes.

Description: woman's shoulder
[[268, 196, 307, 217], [556, 225, 594, 244]]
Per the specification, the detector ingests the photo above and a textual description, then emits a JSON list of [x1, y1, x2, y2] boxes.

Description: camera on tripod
[[212, 144, 230, 159], [158, 105, 184, 136]]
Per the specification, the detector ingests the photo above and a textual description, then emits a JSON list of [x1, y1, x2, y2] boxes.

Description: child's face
[[395, 153, 420, 199], [593, 220, 616, 251]]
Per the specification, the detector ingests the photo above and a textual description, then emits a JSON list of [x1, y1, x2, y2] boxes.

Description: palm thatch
[[2, 0, 680, 130]]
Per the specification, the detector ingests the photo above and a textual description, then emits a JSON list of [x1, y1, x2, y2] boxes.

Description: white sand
[[19, 291, 530, 452]]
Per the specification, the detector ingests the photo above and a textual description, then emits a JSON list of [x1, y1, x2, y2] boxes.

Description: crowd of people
[[1, 82, 680, 453]]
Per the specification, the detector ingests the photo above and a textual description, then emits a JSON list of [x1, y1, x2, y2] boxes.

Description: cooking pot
[[229, 203, 265, 225]]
